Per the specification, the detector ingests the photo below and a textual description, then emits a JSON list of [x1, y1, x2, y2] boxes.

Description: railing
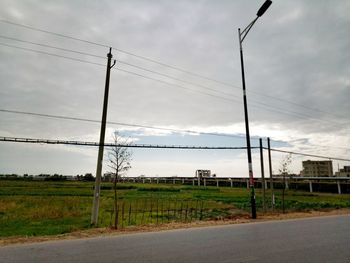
[[119, 176, 350, 194]]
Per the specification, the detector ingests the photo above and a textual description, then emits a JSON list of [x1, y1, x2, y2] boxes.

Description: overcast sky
[[0, 0, 349, 177]]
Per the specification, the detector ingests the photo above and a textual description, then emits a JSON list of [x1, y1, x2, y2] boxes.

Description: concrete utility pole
[[91, 47, 116, 225]]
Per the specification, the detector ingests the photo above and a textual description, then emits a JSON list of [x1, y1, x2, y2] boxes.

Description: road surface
[[1, 214, 349, 263]]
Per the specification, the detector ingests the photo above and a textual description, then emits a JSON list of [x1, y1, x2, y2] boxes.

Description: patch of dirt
[[1, 208, 350, 247]]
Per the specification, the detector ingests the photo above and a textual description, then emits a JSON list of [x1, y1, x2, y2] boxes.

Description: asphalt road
[[1, 214, 349, 263]]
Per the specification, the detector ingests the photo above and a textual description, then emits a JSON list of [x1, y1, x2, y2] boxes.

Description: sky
[[0, 0, 349, 178]]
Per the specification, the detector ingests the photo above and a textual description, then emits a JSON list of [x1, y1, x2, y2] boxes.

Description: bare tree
[[278, 154, 292, 213], [107, 131, 133, 228]]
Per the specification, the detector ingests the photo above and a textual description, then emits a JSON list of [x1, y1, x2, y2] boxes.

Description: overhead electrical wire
[[1, 109, 348, 152], [0, 41, 347, 128], [1, 136, 349, 162], [0, 136, 255, 150], [0, 109, 251, 140], [0, 18, 347, 121], [0, 41, 240, 103], [0, 34, 105, 59], [266, 148, 350, 162], [113, 67, 241, 104], [116, 60, 236, 98], [0, 19, 109, 48], [0, 38, 344, 125], [0, 34, 238, 99], [0, 42, 105, 67], [0, 19, 233, 85]]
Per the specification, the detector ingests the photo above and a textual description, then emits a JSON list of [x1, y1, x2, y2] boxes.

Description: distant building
[[335, 166, 350, 177], [301, 160, 333, 177], [195, 170, 211, 178]]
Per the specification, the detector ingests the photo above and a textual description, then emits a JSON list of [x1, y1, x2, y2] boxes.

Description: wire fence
[[100, 198, 239, 229]]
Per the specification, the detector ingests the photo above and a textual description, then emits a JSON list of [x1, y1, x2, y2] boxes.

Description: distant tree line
[[0, 173, 97, 181]]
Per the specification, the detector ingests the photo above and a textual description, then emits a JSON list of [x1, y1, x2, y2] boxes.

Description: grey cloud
[[0, 0, 349, 174]]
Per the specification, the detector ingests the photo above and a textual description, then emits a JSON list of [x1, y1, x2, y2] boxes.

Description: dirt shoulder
[[1, 208, 350, 247]]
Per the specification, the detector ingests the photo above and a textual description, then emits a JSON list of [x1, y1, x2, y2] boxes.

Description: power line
[[0, 19, 109, 48], [0, 34, 238, 99], [248, 97, 343, 126], [1, 19, 346, 120], [1, 136, 348, 162], [0, 109, 250, 140], [0, 41, 344, 128], [250, 91, 348, 121], [114, 67, 240, 103], [116, 60, 236, 98], [115, 66, 343, 128], [0, 25, 345, 120], [0, 19, 235, 86], [0, 36, 348, 130], [0, 136, 253, 150], [3, 108, 348, 154], [0, 42, 241, 103], [266, 148, 350, 162], [0, 42, 105, 67], [1, 106, 348, 153], [0, 42, 345, 129], [0, 35, 105, 59]]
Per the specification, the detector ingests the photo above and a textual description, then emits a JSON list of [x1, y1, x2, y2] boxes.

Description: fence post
[[337, 181, 342, 194], [216, 180, 219, 187], [309, 181, 313, 193], [167, 200, 170, 223], [230, 178, 233, 188], [204, 178, 206, 187], [180, 201, 183, 221], [141, 200, 146, 224], [149, 200, 153, 224], [200, 200, 203, 220], [121, 202, 125, 228], [156, 199, 159, 224]]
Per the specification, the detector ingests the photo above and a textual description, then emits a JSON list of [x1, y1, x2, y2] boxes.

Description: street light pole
[[238, 0, 272, 219]]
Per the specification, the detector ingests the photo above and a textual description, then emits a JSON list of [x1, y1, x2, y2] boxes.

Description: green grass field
[[1, 180, 349, 237]]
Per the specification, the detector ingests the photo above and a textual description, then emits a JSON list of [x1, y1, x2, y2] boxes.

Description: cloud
[[0, 0, 349, 176]]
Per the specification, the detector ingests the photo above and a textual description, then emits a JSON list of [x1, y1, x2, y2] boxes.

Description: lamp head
[[257, 0, 272, 17]]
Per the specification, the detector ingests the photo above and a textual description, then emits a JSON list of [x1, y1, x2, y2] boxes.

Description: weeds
[[0, 180, 349, 237]]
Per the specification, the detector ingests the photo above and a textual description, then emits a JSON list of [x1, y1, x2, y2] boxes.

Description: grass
[[0, 180, 349, 237]]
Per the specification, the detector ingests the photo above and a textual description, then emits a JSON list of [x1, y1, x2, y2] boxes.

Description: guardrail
[[120, 176, 350, 194]]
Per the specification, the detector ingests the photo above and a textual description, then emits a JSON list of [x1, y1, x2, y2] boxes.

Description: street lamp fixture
[[238, 0, 272, 219]]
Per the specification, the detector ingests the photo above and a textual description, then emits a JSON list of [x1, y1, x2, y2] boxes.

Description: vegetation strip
[[1, 180, 349, 238]]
